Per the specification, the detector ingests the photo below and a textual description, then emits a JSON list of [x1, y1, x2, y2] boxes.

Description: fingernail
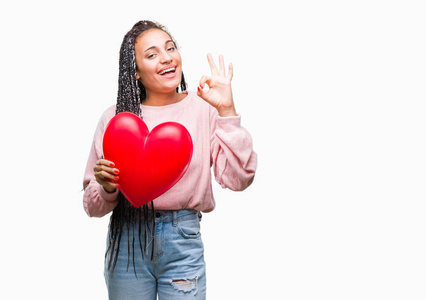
[[114, 169, 119, 174], [114, 176, 119, 180], [116, 184, 121, 188], [110, 163, 115, 167], [197, 86, 201, 92]]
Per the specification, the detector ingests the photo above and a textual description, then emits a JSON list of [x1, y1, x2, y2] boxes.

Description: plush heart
[[102, 112, 193, 207]]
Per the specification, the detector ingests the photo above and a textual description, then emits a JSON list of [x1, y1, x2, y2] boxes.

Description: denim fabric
[[104, 209, 206, 300]]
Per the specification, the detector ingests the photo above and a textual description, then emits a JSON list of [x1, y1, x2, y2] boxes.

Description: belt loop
[[173, 211, 178, 227]]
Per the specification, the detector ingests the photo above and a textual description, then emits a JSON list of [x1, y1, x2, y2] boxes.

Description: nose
[[160, 50, 172, 64]]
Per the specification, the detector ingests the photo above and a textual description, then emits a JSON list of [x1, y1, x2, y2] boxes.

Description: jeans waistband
[[153, 209, 201, 224]]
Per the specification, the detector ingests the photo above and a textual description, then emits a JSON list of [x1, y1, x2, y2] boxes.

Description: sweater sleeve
[[210, 107, 257, 191], [82, 108, 119, 218]]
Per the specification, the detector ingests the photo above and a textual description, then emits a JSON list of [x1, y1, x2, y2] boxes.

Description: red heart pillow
[[102, 112, 193, 207]]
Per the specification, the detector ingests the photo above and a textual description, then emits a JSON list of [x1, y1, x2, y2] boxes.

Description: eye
[[147, 53, 156, 59], [167, 46, 176, 52]]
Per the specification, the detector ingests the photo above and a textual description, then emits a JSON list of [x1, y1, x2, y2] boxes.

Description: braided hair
[[105, 20, 187, 275]]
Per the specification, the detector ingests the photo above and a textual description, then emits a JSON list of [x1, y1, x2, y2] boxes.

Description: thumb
[[197, 85, 216, 108], [197, 84, 206, 98], [196, 78, 210, 100], [196, 75, 210, 98]]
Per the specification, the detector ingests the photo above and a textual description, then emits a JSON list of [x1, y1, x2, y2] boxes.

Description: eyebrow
[[144, 40, 175, 52]]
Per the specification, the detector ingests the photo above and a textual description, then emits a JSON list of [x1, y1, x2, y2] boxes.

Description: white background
[[1, 0, 425, 299]]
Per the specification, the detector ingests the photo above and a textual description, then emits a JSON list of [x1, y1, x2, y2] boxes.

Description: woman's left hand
[[197, 53, 237, 117]]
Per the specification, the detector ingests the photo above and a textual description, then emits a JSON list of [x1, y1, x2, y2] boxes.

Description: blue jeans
[[104, 209, 206, 299]]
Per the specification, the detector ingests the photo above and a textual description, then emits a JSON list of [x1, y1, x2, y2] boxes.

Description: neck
[[143, 90, 183, 106]]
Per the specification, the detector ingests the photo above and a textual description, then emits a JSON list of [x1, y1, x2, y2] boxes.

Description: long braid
[[106, 20, 187, 275]]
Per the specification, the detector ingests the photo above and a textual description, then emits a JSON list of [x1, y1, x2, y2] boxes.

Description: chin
[[162, 83, 180, 93], [169, 76, 182, 90]]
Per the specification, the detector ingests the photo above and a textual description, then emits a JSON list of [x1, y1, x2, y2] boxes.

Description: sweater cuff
[[98, 184, 119, 202], [216, 114, 241, 128]]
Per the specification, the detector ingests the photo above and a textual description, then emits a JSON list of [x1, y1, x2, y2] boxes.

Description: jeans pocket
[[177, 218, 201, 239]]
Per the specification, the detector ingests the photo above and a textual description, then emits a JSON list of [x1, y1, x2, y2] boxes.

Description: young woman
[[83, 20, 257, 300]]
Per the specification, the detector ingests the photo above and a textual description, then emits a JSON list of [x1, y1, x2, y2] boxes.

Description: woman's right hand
[[93, 159, 120, 193]]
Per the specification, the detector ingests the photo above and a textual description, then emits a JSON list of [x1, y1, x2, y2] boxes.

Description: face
[[134, 29, 182, 95]]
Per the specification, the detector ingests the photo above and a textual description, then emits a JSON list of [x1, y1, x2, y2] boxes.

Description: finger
[[102, 182, 120, 193], [227, 62, 233, 81], [94, 162, 119, 176], [97, 170, 119, 183], [197, 84, 206, 99], [98, 159, 116, 168], [219, 55, 225, 76], [207, 53, 218, 76], [197, 76, 212, 99], [198, 75, 211, 89]]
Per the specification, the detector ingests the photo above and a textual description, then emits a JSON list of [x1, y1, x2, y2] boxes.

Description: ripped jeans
[[104, 209, 206, 300]]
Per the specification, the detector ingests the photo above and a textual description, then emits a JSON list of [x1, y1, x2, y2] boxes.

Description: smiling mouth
[[158, 67, 176, 75]]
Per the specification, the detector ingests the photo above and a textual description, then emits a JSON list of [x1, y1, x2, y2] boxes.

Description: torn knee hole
[[171, 277, 198, 294]]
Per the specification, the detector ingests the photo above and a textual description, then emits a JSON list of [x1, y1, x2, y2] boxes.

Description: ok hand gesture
[[197, 53, 237, 117]]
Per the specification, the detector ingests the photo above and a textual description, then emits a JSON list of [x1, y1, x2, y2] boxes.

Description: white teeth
[[159, 67, 175, 75]]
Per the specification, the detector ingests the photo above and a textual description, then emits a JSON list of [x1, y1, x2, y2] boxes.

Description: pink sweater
[[82, 91, 257, 217]]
